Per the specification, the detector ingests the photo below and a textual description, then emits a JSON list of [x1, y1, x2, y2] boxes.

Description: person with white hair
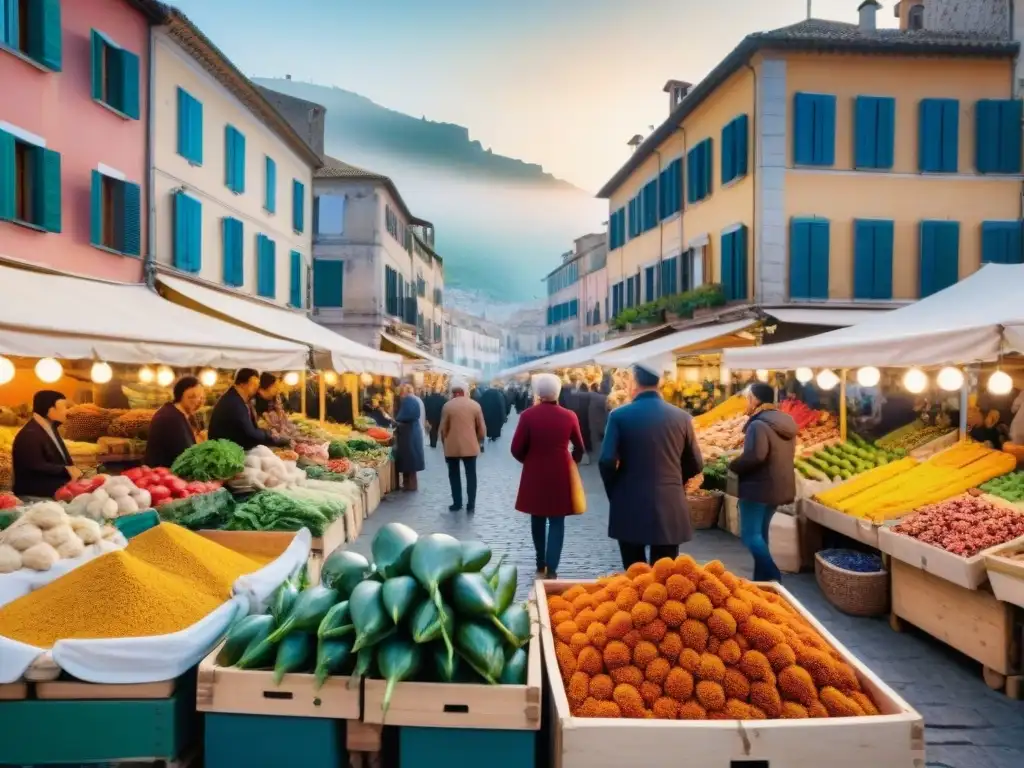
[[599, 358, 703, 569], [510, 372, 585, 579], [439, 378, 486, 511]]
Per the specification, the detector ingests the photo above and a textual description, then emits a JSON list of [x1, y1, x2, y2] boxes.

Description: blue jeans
[[530, 516, 565, 574], [739, 500, 782, 582]]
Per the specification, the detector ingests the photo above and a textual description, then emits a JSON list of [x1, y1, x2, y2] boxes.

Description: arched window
[[908, 3, 924, 30]]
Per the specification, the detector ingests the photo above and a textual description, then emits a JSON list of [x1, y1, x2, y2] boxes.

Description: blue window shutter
[[794, 94, 815, 165], [919, 221, 960, 296], [721, 231, 734, 299], [313, 260, 344, 307], [117, 49, 140, 120], [658, 169, 667, 220], [919, 99, 940, 171], [33, 147, 61, 233], [0, 130, 15, 221], [645, 266, 655, 300], [940, 100, 959, 173], [853, 220, 876, 299], [221, 218, 234, 285], [89, 170, 103, 245], [981, 221, 1023, 264], [224, 127, 234, 189], [815, 95, 836, 166], [734, 115, 749, 178], [871, 220, 894, 299], [90, 31, 104, 100], [808, 220, 830, 298], [1000, 100, 1023, 173], [176, 89, 189, 159], [265, 157, 276, 213], [975, 100, 999, 173], [721, 121, 734, 184], [289, 250, 302, 307], [854, 97, 877, 169], [293, 179, 304, 232], [876, 97, 896, 169], [703, 138, 713, 197], [734, 225, 748, 300], [173, 193, 188, 270], [789, 220, 811, 299], [121, 180, 141, 256], [235, 130, 246, 193], [27, 0, 62, 71]]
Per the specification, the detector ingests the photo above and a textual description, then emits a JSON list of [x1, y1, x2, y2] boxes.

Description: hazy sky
[[165, 0, 897, 194]]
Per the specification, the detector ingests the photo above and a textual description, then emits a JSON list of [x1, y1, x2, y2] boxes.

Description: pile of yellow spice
[[0, 523, 262, 648]]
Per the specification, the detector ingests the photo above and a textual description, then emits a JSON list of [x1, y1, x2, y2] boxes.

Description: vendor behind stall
[[209, 369, 287, 451], [363, 397, 395, 428], [253, 373, 282, 418], [145, 376, 203, 468], [12, 390, 80, 499]]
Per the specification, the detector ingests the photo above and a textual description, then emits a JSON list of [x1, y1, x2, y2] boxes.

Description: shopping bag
[[569, 459, 587, 515]]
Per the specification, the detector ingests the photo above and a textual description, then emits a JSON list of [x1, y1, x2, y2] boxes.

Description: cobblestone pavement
[[348, 415, 1024, 767]]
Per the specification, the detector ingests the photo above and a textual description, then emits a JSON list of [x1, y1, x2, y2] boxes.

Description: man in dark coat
[[209, 369, 286, 452], [587, 383, 609, 458], [394, 384, 425, 491], [599, 360, 703, 570], [728, 383, 797, 582], [480, 387, 506, 441], [12, 390, 80, 499], [423, 389, 447, 449]]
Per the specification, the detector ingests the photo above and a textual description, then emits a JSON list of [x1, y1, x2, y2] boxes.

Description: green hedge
[[608, 284, 726, 331]]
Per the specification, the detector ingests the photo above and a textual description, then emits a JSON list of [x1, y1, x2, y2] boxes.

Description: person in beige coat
[[440, 379, 486, 512]]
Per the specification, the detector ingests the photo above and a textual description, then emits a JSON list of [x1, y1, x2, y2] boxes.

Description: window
[[981, 221, 1023, 264], [264, 156, 276, 212], [641, 178, 658, 231], [681, 247, 705, 292], [918, 99, 959, 173], [686, 138, 713, 204], [919, 221, 959, 296], [256, 234, 276, 299], [434, 324, 441, 343], [175, 88, 203, 165], [313, 259, 344, 308], [172, 191, 201, 273], [720, 225, 748, 301], [854, 96, 895, 169], [660, 256, 678, 297], [626, 276, 636, 308], [611, 281, 624, 317], [644, 265, 656, 301], [224, 125, 245, 193], [289, 250, 303, 307], [976, 100, 1023, 174], [789, 218, 830, 299], [90, 30, 139, 119], [292, 179, 304, 233], [385, 265, 399, 316], [0, 0, 62, 70], [658, 158, 683, 219], [853, 220, 894, 300], [434, 286, 443, 306], [793, 93, 836, 166], [721, 115, 749, 184], [908, 3, 924, 29], [314, 194, 345, 237], [221, 217, 243, 286], [627, 195, 641, 239], [0, 129, 60, 232], [89, 169, 140, 255], [609, 207, 626, 249]]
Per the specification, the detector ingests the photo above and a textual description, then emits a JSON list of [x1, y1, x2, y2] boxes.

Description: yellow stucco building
[[598, 6, 1022, 320]]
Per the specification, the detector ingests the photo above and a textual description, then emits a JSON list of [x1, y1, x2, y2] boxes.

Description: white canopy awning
[[496, 325, 669, 379], [724, 265, 1024, 370], [158, 275, 404, 377], [766, 308, 895, 327], [380, 333, 480, 380], [0, 263, 308, 369], [596, 319, 755, 369]]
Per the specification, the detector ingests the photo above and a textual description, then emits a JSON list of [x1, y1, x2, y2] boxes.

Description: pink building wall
[[0, 0, 150, 282]]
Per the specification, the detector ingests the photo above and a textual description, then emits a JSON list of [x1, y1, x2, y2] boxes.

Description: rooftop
[[598, 18, 1018, 198], [315, 155, 433, 227]]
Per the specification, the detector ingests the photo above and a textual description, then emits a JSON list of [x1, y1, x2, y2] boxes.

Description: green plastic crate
[[113, 509, 161, 539], [204, 713, 345, 768], [398, 726, 536, 768]]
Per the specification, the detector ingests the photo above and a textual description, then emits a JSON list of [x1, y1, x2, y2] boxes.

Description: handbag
[[569, 457, 587, 515]]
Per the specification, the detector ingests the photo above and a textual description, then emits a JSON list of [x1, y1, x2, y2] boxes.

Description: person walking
[[587, 382, 608, 459], [511, 373, 585, 579], [480, 386, 506, 442], [423, 388, 447, 449], [728, 383, 797, 582], [394, 384, 425, 492], [599, 360, 703, 570], [439, 380, 485, 512]]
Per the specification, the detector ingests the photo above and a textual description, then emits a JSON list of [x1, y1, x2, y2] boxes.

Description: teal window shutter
[[90, 30, 104, 100], [176, 89, 203, 164], [265, 157, 276, 212], [855, 96, 895, 169], [27, 0, 62, 71], [257, 235, 276, 299], [0, 130, 14, 222], [794, 94, 836, 166], [225, 127, 245, 192], [89, 170, 102, 245], [31, 146, 61, 233], [121, 181, 140, 256], [222, 217, 244, 286], [999, 100, 1023, 173], [809, 220, 830, 298], [173, 192, 200, 272], [117, 49, 140, 120], [733, 115, 749, 177], [790, 219, 829, 299], [644, 266, 655, 300], [853, 220, 893, 299], [289, 250, 303, 307], [703, 138, 713, 197], [686, 148, 696, 204], [721, 121, 735, 184], [919, 99, 959, 172], [234, 130, 246, 193], [919, 221, 960, 296], [292, 179, 304, 232], [721, 230, 734, 299], [976, 100, 1023, 174], [981, 221, 1023, 264]]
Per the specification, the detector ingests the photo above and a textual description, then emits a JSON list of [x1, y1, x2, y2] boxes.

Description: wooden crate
[[890, 558, 1021, 697], [195, 642, 360, 720], [362, 599, 542, 729], [365, 476, 382, 515], [986, 543, 1024, 609], [538, 579, 925, 768], [718, 493, 739, 537], [36, 678, 176, 700], [802, 499, 882, 548], [0, 681, 27, 700]]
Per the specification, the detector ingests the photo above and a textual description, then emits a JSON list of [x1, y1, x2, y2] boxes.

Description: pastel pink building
[[0, 0, 161, 281]]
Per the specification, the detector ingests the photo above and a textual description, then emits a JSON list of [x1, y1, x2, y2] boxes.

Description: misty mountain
[[254, 78, 605, 306]]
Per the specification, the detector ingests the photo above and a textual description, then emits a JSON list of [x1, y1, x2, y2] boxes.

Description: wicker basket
[[814, 552, 890, 617], [687, 491, 723, 530]]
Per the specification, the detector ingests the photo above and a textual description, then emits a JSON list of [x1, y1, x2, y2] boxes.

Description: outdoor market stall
[[380, 332, 481, 381]]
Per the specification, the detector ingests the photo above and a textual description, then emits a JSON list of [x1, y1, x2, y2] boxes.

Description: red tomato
[[167, 478, 188, 493], [122, 467, 144, 481], [54, 488, 74, 503], [88, 476, 106, 491], [148, 485, 171, 503], [178, 490, 192, 499]]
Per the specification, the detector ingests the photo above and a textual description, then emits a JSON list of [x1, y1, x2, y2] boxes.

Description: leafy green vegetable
[[228, 492, 330, 536], [171, 439, 246, 481], [328, 440, 351, 459]]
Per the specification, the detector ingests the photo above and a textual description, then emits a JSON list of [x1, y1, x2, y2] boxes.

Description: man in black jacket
[[423, 388, 447, 448], [208, 369, 287, 452], [12, 390, 80, 499]]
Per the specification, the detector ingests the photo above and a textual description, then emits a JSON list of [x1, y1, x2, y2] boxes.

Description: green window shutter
[[27, 0, 62, 71], [120, 180, 140, 255], [89, 169, 103, 245], [235, 130, 246, 193], [265, 156, 276, 212], [289, 250, 302, 307], [222, 217, 244, 286], [117, 49, 140, 119], [33, 147, 61, 233], [90, 30, 104, 100], [313, 259, 344, 308], [292, 179, 304, 232], [177, 89, 203, 164], [0, 130, 16, 222]]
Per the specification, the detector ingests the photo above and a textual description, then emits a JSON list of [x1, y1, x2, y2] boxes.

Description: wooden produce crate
[[718, 493, 739, 537], [802, 498, 883, 549], [365, 475, 382, 515], [985, 542, 1024, 609], [890, 558, 1022, 698], [0, 681, 27, 700], [538, 579, 925, 768], [362, 599, 542, 729], [196, 641, 360, 720]]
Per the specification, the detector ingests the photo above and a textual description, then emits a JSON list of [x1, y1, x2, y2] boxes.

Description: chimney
[[627, 134, 644, 152], [663, 79, 693, 113], [858, 0, 880, 31]]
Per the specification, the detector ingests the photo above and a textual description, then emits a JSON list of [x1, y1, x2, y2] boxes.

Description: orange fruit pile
[[547, 556, 881, 720]]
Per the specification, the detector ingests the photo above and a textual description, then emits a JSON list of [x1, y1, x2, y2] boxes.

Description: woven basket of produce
[[62, 404, 116, 442], [107, 409, 156, 440], [687, 490, 723, 529], [814, 549, 889, 617]]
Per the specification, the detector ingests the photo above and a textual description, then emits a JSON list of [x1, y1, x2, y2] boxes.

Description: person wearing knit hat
[[727, 383, 798, 581], [12, 390, 80, 499], [598, 357, 704, 570]]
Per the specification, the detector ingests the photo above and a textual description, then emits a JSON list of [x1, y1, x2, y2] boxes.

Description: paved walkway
[[348, 415, 1024, 767]]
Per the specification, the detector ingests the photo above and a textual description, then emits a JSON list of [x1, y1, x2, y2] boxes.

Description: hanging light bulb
[[936, 366, 964, 392], [856, 366, 881, 387], [0, 356, 14, 385], [903, 368, 928, 394], [360, 372, 374, 386], [988, 370, 1013, 395], [755, 369, 770, 383], [138, 366, 155, 384], [199, 368, 218, 387], [816, 369, 840, 390], [35, 358, 63, 383], [90, 362, 113, 384], [283, 371, 301, 387], [324, 371, 338, 386], [156, 366, 175, 388], [795, 367, 814, 384]]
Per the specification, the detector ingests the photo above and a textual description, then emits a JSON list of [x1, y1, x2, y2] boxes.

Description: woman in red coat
[[511, 373, 585, 579]]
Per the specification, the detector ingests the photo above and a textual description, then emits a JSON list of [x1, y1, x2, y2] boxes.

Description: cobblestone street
[[348, 416, 1024, 767]]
